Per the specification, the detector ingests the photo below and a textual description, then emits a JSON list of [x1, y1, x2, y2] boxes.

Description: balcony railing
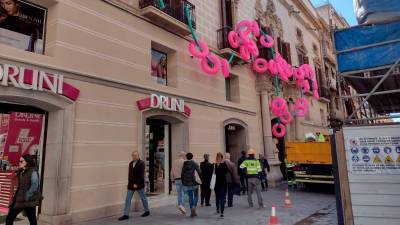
[[139, 0, 196, 29], [217, 26, 234, 50]]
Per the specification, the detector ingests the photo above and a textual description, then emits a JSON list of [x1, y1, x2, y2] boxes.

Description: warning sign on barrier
[[344, 125, 400, 174], [385, 155, 394, 164], [373, 155, 382, 164]]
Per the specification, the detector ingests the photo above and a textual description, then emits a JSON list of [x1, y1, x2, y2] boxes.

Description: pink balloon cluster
[[229, 20, 320, 138], [188, 40, 230, 78], [187, 19, 321, 138]]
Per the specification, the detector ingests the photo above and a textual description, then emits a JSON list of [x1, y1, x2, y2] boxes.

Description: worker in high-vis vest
[[240, 148, 264, 208]]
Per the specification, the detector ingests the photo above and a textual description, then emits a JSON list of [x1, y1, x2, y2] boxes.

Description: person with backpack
[[181, 152, 202, 217]]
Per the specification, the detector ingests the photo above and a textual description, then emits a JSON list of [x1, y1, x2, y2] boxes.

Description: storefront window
[[0, 0, 47, 54], [151, 49, 167, 86]]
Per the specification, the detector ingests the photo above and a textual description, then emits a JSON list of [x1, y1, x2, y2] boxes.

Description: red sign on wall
[[2, 112, 43, 165]]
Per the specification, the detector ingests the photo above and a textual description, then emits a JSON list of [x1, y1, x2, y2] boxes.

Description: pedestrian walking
[[118, 151, 150, 221], [200, 154, 213, 207], [214, 152, 228, 217], [6, 155, 42, 225], [237, 150, 248, 195], [171, 151, 187, 214], [181, 152, 202, 217], [224, 153, 240, 207], [240, 148, 264, 208], [259, 154, 270, 191]]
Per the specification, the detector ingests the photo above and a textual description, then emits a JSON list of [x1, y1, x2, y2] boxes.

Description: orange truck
[[286, 141, 334, 185]]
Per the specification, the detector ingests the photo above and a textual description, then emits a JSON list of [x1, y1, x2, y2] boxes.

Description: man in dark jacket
[[237, 150, 248, 195], [200, 154, 213, 206], [118, 151, 150, 221], [259, 154, 270, 191], [224, 153, 240, 207], [181, 152, 202, 217]]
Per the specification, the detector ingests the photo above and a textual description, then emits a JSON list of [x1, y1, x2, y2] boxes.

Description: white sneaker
[[178, 205, 186, 214]]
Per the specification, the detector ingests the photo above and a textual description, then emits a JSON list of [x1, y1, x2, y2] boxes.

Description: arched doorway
[[140, 110, 189, 196], [0, 85, 75, 223], [223, 118, 248, 166], [271, 118, 286, 180]]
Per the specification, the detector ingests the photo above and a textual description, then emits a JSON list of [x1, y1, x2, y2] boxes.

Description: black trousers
[[227, 183, 236, 207], [6, 205, 37, 225], [240, 174, 248, 193], [215, 187, 227, 214], [200, 184, 211, 205]]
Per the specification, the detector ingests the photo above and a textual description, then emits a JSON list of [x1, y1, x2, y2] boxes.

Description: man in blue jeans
[[171, 151, 187, 214], [181, 152, 202, 217], [118, 151, 150, 221]]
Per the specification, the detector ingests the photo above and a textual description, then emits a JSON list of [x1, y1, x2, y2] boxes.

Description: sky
[[311, 0, 358, 26]]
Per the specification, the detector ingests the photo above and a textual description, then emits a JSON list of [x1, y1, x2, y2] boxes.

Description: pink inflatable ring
[[253, 58, 269, 74], [188, 40, 209, 59], [268, 60, 278, 75], [240, 45, 251, 61], [294, 105, 307, 117], [279, 111, 293, 124], [221, 59, 230, 78], [201, 54, 221, 76], [235, 20, 252, 32], [228, 31, 240, 49], [271, 97, 287, 116], [272, 123, 286, 138], [260, 34, 274, 48]]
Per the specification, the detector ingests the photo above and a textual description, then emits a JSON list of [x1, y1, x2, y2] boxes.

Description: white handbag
[[210, 164, 216, 190], [194, 169, 202, 185]]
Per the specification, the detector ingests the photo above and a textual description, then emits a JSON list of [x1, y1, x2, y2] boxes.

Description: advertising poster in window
[[344, 125, 400, 174], [0, 0, 47, 54], [2, 112, 43, 165], [151, 49, 167, 85], [0, 114, 10, 156]]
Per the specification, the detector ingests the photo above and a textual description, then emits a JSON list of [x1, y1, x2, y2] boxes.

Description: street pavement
[[76, 185, 338, 225]]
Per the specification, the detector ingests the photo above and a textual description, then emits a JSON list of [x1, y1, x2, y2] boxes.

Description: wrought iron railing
[[139, 0, 196, 28], [217, 26, 235, 50]]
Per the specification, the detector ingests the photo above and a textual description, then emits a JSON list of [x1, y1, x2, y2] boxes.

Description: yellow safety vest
[[240, 159, 261, 175]]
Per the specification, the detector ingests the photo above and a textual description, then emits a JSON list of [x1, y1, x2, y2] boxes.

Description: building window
[[298, 52, 309, 65], [225, 75, 240, 103], [151, 49, 167, 86], [320, 109, 326, 126], [277, 37, 291, 64], [258, 26, 274, 60], [0, 0, 47, 54]]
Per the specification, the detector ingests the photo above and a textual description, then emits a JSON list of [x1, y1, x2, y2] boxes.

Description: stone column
[[256, 76, 283, 187]]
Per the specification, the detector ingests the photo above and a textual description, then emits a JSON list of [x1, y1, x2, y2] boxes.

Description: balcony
[[139, 0, 196, 36], [217, 26, 241, 60]]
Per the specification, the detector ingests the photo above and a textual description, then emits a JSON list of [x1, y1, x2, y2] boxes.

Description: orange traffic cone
[[267, 204, 281, 225], [283, 188, 293, 208]]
